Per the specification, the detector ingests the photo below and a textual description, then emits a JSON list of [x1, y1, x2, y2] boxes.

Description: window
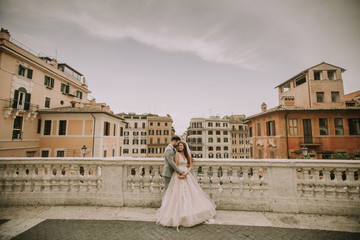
[[123, 149, 129, 154], [148, 148, 154, 154], [157, 122, 160, 126], [56, 150, 65, 157], [319, 118, 328, 135], [282, 83, 290, 92], [266, 121, 276, 136], [209, 153, 213, 158], [209, 147, 213, 151], [328, 70, 336, 80], [37, 119, 41, 134], [314, 71, 322, 80], [224, 146, 228, 151], [124, 131, 129, 136], [217, 138, 221, 143], [134, 123, 138, 128], [76, 90, 83, 99], [165, 123, 168, 126], [12, 88, 31, 111], [334, 118, 344, 135], [120, 127, 124, 136], [223, 123, 228, 127], [295, 76, 306, 86], [12, 117, 23, 140], [316, 92, 324, 103], [208, 122, 213, 127], [149, 130, 154, 135], [270, 151, 275, 159], [44, 75, 54, 88], [156, 130, 162, 135], [197, 138, 202, 144], [257, 123, 261, 136], [208, 131, 213, 135], [123, 139, 129, 145], [156, 148, 162, 154], [141, 149, 146, 154], [113, 124, 116, 136], [216, 123, 220, 127], [249, 127, 253, 137], [157, 138, 160, 144], [233, 148, 237, 153], [141, 131, 147, 136], [289, 119, 298, 136], [45, 97, 51, 108], [113, 149, 115, 157], [43, 120, 51, 135], [142, 123, 145, 128], [150, 122, 153, 126], [164, 130, 169, 135], [104, 150, 107, 157], [223, 131, 228, 135], [61, 83, 70, 93], [104, 121, 110, 136], [348, 118, 360, 135], [18, 65, 33, 79], [208, 138, 213, 143], [59, 120, 66, 135], [133, 149, 138, 154], [331, 92, 340, 102], [216, 131, 221, 135], [133, 139, 139, 145], [216, 146, 221, 151], [141, 139, 147, 145], [41, 150, 49, 157], [224, 138, 228, 142], [133, 131, 139, 136]]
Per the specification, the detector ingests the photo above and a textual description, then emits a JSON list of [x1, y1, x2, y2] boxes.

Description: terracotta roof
[[38, 106, 125, 120], [274, 62, 346, 88], [247, 105, 360, 119]]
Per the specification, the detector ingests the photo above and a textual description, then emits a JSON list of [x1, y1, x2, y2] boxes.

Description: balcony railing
[[0, 158, 359, 215]]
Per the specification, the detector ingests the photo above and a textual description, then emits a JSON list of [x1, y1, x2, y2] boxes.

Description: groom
[[162, 135, 185, 191]]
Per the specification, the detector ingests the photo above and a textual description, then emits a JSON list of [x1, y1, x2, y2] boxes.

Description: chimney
[[281, 96, 295, 107], [261, 103, 267, 112], [0, 28, 10, 41]]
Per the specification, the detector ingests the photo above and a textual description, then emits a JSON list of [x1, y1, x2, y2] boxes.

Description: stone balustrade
[[0, 157, 359, 215]]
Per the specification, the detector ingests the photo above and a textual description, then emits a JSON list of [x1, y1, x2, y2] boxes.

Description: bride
[[156, 141, 216, 229]]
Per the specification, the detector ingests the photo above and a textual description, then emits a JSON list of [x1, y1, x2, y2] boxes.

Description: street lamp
[[81, 145, 87, 157], [301, 146, 308, 158]]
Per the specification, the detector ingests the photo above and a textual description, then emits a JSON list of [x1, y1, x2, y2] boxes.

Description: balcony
[[0, 157, 359, 216], [1, 98, 38, 120]]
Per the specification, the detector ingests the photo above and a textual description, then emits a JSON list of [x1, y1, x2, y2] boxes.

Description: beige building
[[229, 115, 250, 159], [0, 28, 91, 157], [118, 113, 148, 157], [38, 104, 126, 157], [187, 116, 230, 159], [147, 116, 173, 158]]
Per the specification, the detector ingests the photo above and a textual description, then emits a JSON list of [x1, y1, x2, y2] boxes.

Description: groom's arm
[[165, 149, 183, 175]]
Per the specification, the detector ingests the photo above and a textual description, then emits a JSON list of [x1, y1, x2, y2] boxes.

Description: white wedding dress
[[156, 154, 216, 227]]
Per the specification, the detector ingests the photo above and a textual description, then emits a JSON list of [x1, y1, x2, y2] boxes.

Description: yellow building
[[229, 115, 250, 159]]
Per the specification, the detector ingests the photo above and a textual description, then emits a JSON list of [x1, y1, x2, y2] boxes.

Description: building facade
[[118, 113, 148, 157], [247, 62, 360, 159], [0, 28, 91, 157], [147, 116, 173, 158], [187, 116, 230, 159], [38, 105, 126, 157], [229, 115, 250, 159]]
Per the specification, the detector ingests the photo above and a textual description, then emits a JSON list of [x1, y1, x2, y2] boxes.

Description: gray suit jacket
[[161, 144, 182, 178]]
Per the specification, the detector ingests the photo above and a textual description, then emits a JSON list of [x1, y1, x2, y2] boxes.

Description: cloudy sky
[[1, 0, 359, 134]]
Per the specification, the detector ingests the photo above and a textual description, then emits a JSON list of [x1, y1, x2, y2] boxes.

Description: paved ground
[[1, 206, 359, 240], [8, 219, 360, 240]]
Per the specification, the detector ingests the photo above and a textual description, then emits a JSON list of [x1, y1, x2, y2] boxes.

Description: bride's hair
[[179, 141, 191, 166]]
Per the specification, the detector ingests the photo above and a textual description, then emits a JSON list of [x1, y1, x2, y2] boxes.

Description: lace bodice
[[177, 153, 188, 168]]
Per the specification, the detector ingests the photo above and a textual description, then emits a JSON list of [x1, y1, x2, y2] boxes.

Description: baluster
[[61, 165, 70, 192], [151, 165, 161, 194], [231, 166, 241, 194], [127, 166, 134, 192], [88, 165, 97, 192], [79, 165, 88, 192], [200, 166, 210, 194], [42, 165, 51, 192], [334, 168, 347, 198], [221, 167, 231, 194], [323, 168, 336, 198], [23, 165, 33, 192], [302, 168, 313, 197], [241, 167, 251, 197], [132, 166, 141, 193], [0, 165, 4, 192], [96, 166, 102, 190], [346, 169, 359, 199], [260, 167, 268, 195], [13, 166, 23, 192], [69, 165, 79, 192], [251, 167, 262, 197], [33, 166, 42, 191], [313, 168, 324, 198], [142, 165, 151, 192], [212, 166, 220, 193], [3, 165, 13, 192], [50, 165, 60, 191]]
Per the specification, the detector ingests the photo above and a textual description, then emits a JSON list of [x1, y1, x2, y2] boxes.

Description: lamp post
[[81, 145, 87, 157], [301, 146, 308, 158]]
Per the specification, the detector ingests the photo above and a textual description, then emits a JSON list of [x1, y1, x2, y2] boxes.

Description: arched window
[[12, 87, 31, 110]]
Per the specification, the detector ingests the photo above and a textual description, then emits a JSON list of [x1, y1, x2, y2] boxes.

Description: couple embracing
[[156, 136, 216, 230]]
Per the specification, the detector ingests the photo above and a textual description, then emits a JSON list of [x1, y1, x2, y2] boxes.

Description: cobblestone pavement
[[12, 219, 360, 240]]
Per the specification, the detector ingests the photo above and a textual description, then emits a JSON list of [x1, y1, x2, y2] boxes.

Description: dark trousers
[[164, 176, 171, 191]]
